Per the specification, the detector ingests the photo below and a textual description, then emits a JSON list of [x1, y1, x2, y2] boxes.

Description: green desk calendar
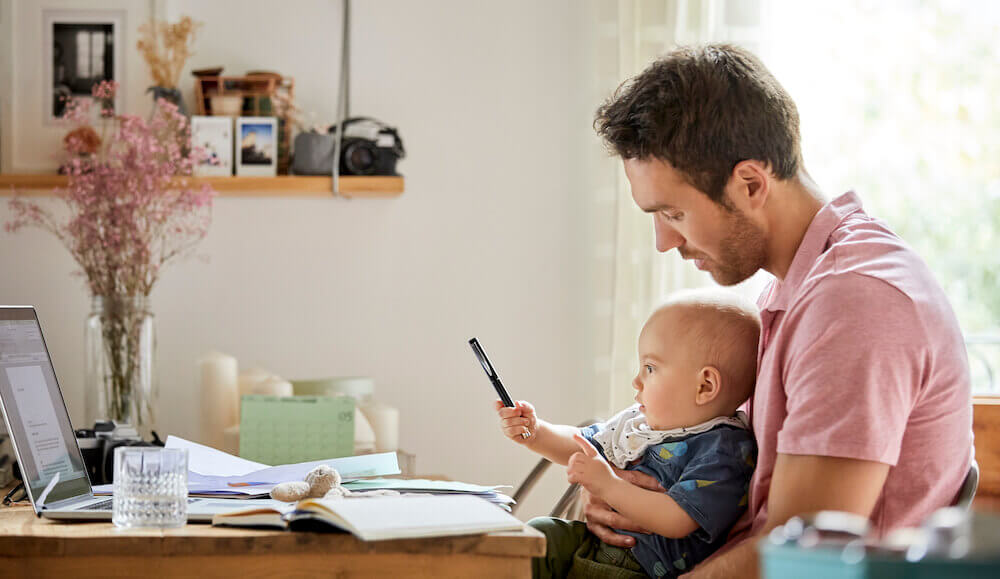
[[239, 395, 355, 464]]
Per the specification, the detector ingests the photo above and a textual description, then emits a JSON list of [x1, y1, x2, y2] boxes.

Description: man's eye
[[661, 211, 684, 222]]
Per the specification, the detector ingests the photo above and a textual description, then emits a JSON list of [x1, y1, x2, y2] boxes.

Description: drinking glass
[[112, 447, 188, 529]]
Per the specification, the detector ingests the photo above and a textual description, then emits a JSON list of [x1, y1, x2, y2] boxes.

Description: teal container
[[762, 541, 1000, 579]]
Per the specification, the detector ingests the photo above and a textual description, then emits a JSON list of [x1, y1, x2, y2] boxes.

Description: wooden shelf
[[0, 174, 403, 199]]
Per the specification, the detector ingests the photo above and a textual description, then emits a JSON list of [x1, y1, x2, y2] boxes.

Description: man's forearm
[[684, 537, 758, 579], [526, 421, 584, 465]]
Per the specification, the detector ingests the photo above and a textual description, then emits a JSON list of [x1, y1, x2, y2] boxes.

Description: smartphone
[[468, 338, 515, 407]]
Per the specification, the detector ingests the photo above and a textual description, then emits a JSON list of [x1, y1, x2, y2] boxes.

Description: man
[[585, 44, 973, 578]]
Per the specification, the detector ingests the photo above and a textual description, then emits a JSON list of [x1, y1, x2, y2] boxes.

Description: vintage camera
[[331, 117, 406, 176], [75, 421, 159, 485]]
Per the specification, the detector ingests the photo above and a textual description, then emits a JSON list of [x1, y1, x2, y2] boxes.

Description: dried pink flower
[[6, 91, 215, 297]]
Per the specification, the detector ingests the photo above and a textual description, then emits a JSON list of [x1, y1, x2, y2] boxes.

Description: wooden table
[[0, 499, 544, 578]]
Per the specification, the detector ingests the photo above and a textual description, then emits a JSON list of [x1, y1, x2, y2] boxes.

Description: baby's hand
[[495, 400, 537, 443], [567, 433, 618, 497]]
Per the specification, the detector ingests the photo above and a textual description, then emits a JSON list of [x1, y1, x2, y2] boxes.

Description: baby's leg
[[527, 517, 590, 579]]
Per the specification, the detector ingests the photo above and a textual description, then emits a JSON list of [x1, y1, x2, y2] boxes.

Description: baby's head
[[633, 290, 761, 430]]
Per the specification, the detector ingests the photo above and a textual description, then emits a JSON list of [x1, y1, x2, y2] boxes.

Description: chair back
[[955, 459, 980, 511]]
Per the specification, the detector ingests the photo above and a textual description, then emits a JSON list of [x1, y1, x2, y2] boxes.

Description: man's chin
[[709, 267, 755, 287]]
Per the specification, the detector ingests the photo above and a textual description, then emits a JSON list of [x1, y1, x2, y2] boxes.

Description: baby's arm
[[567, 434, 699, 539], [600, 478, 699, 538], [495, 400, 582, 466]]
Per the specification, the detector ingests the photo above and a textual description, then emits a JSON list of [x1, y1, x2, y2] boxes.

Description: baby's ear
[[695, 366, 722, 405]]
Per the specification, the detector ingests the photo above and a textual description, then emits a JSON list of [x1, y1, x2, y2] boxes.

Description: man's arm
[[684, 453, 890, 579]]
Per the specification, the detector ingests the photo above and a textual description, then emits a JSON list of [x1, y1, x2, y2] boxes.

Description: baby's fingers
[[500, 416, 531, 428], [496, 404, 522, 419]]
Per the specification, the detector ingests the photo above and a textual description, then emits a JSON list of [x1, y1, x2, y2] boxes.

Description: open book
[[212, 494, 524, 541]]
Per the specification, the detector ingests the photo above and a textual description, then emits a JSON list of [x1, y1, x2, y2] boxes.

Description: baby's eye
[[661, 211, 684, 222], [644, 364, 654, 374]]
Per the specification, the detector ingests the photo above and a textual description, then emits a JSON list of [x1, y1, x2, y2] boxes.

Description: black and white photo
[[43, 10, 125, 122]]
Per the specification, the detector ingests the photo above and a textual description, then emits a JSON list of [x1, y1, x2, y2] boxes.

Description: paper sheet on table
[[93, 436, 400, 496], [342, 478, 511, 493], [165, 435, 269, 476], [163, 435, 399, 482]]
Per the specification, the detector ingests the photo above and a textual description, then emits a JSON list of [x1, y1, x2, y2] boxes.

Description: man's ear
[[730, 160, 770, 211], [695, 366, 722, 406]]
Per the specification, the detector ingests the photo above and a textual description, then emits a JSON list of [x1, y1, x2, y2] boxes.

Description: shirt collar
[[761, 191, 864, 313]]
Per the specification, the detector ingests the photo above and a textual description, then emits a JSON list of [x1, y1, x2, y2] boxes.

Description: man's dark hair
[[594, 44, 802, 205]]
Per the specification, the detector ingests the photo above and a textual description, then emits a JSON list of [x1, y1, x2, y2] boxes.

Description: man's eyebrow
[[640, 202, 677, 214]]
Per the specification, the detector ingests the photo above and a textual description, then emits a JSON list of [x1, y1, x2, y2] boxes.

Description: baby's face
[[632, 308, 704, 430]]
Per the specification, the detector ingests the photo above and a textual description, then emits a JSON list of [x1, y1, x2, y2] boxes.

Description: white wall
[[0, 0, 616, 518]]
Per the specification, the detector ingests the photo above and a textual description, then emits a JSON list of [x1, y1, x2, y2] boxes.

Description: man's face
[[624, 157, 767, 286]]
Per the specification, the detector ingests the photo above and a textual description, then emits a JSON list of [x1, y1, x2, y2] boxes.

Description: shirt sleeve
[[666, 433, 754, 543], [776, 272, 927, 465], [579, 423, 610, 461]]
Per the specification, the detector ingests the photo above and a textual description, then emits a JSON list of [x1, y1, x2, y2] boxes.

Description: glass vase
[[84, 295, 156, 432], [147, 86, 187, 116]]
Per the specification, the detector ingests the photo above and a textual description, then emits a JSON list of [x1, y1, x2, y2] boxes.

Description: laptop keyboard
[[78, 498, 113, 511], [77, 497, 199, 511]]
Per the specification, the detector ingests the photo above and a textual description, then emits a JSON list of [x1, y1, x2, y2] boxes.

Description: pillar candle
[[198, 351, 238, 449], [362, 404, 399, 453]]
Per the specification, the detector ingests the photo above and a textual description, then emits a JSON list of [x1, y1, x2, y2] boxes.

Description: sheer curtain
[[601, 0, 766, 416]]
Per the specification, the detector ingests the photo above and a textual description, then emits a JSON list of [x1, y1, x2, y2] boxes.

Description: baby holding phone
[[496, 290, 760, 578]]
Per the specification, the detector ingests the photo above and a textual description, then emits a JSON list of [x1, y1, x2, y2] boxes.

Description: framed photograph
[[1, 1, 148, 173], [190, 116, 233, 177], [235, 117, 278, 177], [43, 10, 125, 123]]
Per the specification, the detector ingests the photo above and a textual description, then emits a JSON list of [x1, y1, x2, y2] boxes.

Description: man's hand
[[583, 467, 664, 547], [567, 434, 618, 496]]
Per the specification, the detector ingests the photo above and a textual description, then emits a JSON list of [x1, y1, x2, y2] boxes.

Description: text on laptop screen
[[0, 308, 90, 505]]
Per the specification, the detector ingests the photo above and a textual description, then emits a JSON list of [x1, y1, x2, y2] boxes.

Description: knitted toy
[[270, 465, 399, 502]]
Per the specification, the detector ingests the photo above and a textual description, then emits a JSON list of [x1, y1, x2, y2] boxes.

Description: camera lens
[[343, 141, 376, 175]]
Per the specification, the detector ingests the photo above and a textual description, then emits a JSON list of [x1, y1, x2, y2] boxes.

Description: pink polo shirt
[[729, 192, 973, 542]]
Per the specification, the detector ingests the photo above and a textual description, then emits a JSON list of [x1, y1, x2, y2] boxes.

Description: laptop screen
[[0, 307, 90, 507]]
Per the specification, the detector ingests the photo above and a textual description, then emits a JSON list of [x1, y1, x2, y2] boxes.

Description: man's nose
[[653, 217, 685, 253]]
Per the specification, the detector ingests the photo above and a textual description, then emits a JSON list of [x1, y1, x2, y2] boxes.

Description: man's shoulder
[[793, 217, 943, 318]]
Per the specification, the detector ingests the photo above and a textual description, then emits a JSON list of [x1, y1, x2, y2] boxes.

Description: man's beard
[[707, 208, 768, 286]]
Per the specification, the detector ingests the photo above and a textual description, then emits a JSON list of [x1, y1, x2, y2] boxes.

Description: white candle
[[222, 424, 240, 456], [362, 404, 399, 453], [198, 351, 238, 449], [257, 375, 294, 397]]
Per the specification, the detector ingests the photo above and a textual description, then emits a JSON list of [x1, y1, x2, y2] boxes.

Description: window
[[760, 0, 1000, 394]]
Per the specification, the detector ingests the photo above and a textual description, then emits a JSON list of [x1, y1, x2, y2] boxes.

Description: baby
[[496, 290, 760, 579]]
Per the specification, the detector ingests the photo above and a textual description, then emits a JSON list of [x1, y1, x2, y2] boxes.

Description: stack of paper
[[342, 478, 516, 511], [93, 436, 401, 497]]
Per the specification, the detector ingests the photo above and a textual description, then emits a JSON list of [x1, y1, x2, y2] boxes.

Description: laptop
[[0, 306, 282, 522]]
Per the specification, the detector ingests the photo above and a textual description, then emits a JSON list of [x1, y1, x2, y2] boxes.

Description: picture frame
[[235, 116, 278, 177], [0, 0, 149, 173], [190, 116, 233, 177], [43, 9, 126, 124]]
